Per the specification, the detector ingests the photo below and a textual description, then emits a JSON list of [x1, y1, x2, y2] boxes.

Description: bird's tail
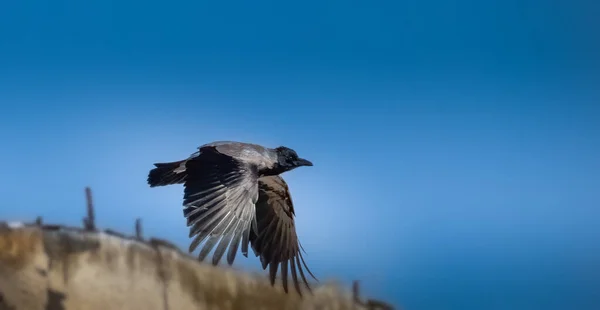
[[147, 160, 187, 187]]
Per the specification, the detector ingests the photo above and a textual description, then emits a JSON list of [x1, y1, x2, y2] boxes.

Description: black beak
[[294, 158, 313, 167]]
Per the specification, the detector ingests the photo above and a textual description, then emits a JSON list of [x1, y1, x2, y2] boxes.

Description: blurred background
[[1, 0, 599, 309]]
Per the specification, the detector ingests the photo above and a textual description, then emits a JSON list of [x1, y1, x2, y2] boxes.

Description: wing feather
[[250, 175, 317, 295], [182, 147, 259, 266]]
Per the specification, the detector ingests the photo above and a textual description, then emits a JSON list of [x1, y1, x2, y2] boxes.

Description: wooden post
[[135, 218, 143, 239], [83, 187, 96, 231]]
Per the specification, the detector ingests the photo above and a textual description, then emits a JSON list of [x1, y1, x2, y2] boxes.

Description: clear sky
[[1, 0, 599, 309]]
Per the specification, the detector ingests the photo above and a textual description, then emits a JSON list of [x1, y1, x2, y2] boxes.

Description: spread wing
[[182, 146, 259, 266], [250, 175, 317, 295]]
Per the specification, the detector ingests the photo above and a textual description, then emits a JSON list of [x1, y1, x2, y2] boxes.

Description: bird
[[147, 141, 317, 295]]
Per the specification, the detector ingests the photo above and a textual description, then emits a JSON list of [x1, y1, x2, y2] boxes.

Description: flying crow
[[147, 141, 317, 294]]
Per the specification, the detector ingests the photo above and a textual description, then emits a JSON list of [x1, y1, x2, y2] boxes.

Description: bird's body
[[147, 141, 316, 294]]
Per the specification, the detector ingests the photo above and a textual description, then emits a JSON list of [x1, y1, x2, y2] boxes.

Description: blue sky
[[1, 0, 599, 309]]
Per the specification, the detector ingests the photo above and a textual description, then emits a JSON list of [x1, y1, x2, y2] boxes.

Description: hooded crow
[[147, 141, 317, 294]]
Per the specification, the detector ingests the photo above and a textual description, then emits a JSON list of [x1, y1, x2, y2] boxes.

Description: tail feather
[[147, 160, 187, 187]]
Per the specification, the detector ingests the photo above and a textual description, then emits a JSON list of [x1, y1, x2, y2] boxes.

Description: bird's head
[[275, 146, 313, 172]]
